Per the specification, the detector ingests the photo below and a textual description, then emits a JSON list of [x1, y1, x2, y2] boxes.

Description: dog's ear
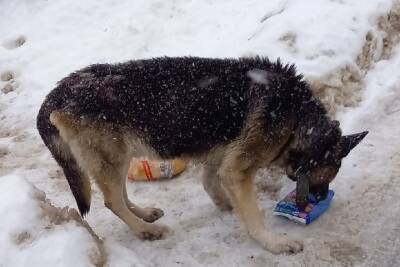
[[331, 120, 340, 129], [339, 131, 368, 158]]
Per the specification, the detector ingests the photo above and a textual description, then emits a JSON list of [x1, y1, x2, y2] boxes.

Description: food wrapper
[[273, 189, 335, 225]]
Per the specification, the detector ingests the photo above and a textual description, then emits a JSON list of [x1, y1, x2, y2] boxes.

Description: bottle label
[[159, 161, 174, 178], [141, 160, 154, 181]]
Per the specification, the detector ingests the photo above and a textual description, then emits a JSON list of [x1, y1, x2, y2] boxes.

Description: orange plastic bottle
[[127, 158, 186, 181]]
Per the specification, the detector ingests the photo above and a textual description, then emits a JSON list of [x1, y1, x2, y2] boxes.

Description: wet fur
[[37, 57, 365, 254]]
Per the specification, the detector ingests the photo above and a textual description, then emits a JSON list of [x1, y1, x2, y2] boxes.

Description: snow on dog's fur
[[37, 57, 367, 254]]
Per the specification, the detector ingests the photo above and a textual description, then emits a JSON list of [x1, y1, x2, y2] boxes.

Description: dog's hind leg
[[51, 111, 168, 240], [123, 182, 164, 223], [218, 155, 303, 254], [84, 149, 168, 240], [95, 168, 168, 240], [202, 164, 232, 211]]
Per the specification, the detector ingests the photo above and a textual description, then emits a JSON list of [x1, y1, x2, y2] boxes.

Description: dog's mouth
[[296, 174, 329, 210]]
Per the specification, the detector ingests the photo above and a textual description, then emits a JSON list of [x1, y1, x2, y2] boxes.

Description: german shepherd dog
[[37, 57, 367, 254]]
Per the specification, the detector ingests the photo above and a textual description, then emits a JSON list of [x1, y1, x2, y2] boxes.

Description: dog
[[37, 56, 367, 254]]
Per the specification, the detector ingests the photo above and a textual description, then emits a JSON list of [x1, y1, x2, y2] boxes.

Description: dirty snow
[[1, 0, 400, 266]]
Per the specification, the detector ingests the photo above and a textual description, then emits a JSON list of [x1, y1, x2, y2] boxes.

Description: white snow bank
[[0, 174, 104, 267]]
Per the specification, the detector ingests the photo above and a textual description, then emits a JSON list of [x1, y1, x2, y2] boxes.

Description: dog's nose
[[311, 184, 329, 202]]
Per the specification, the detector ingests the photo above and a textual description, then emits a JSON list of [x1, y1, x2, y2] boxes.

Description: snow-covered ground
[[1, 0, 400, 266]]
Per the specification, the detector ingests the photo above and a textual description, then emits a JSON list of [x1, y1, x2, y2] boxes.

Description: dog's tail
[[37, 95, 91, 216]]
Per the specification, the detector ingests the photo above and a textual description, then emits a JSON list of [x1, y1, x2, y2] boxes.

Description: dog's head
[[286, 119, 368, 209]]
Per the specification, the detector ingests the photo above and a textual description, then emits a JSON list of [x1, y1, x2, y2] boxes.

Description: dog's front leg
[[218, 164, 303, 254]]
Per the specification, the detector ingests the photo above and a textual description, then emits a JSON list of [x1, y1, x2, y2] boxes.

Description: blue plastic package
[[273, 189, 335, 225]]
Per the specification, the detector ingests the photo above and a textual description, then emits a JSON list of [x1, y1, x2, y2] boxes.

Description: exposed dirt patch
[[11, 231, 32, 246], [37, 190, 107, 267], [48, 168, 64, 180], [0, 146, 10, 158], [310, 64, 363, 115]]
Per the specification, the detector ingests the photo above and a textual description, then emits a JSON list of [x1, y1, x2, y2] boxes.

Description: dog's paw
[[137, 225, 170, 241], [142, 207, 164, 223], [215, 201, 233, 212], [265, 236, 303, 254], [253, 232, 303, 254]]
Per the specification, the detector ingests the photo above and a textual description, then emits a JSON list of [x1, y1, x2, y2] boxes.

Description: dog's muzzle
[[310, 183, 329, 202], [296, 174, 330, 210]]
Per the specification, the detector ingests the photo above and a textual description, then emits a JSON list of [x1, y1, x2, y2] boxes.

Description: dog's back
[[38, 57, 311, 158]]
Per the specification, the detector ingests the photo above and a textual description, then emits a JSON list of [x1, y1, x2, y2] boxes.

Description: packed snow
[[1, 0, 400, 266]]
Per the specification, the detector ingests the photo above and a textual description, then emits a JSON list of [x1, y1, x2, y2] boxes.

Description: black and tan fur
[[37, 57, 367, 254]]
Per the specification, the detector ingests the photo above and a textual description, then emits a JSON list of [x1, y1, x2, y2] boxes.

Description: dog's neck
[[270, 132, 295, 164], [271, 110, 329, 169]]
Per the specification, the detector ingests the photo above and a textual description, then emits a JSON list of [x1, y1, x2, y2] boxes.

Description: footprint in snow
[[2, 35, 26, 50], [1, 70, 17, 94]]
